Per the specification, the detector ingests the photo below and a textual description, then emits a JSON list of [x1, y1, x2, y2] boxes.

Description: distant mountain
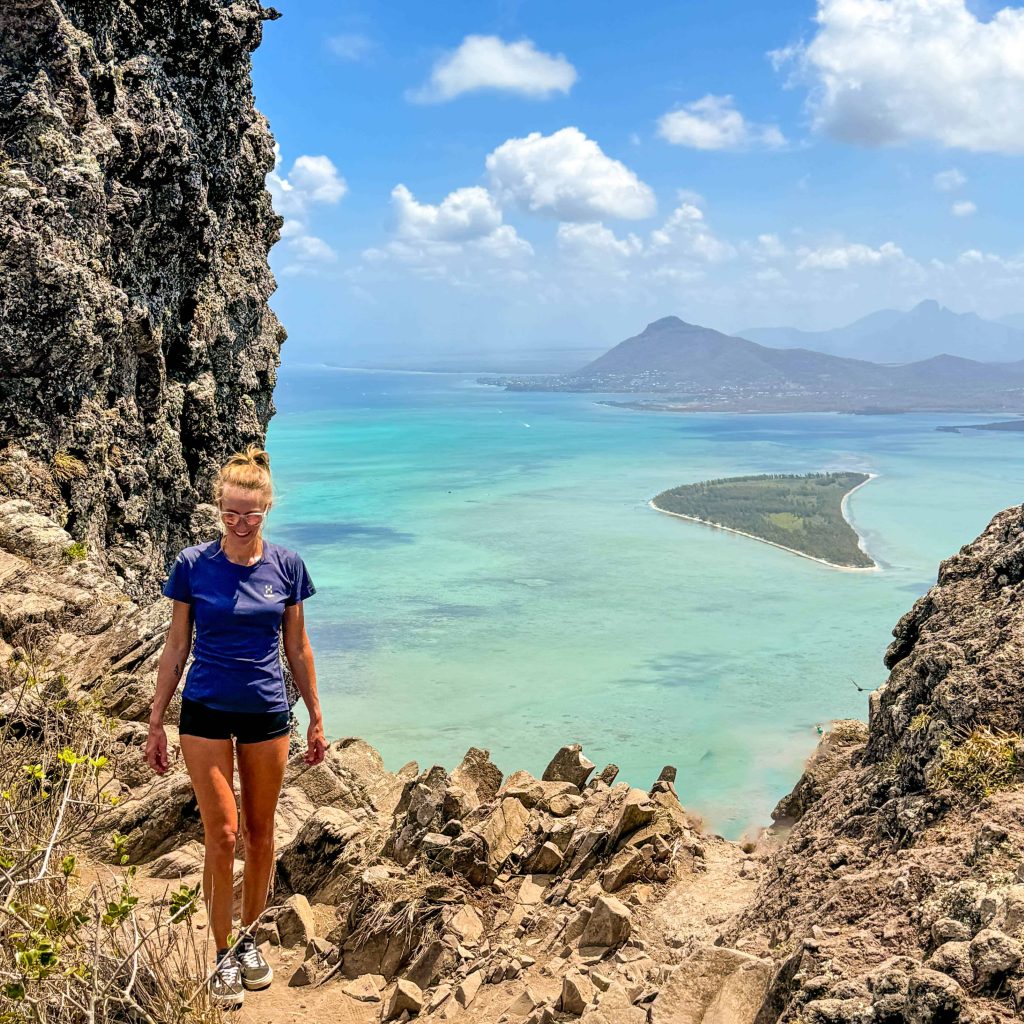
[[485, 314, 1024, 413], [576, 316, 892, 388], [739, 300, 1024, 363], [999, 313, 1024, 331]]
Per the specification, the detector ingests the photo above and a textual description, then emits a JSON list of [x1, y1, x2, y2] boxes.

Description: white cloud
[[951, 199, 977, 217], [775, 0, 1024, 153], [327, 33, 373, 61], [410, 35, 576, 103], [362, 184, 532, 282], [557, 222, 643, 270], [268, 148, 347, 275], [657, 95, 786, 150], [797, 241, 907, 271], [933, 168, 966, 191], [392, 184, 503, 242], [486, 127, 656, 221], [649, 202, 735, 263]]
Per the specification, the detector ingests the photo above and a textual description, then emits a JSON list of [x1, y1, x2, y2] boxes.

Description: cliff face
[[0, 0, 285, 595]]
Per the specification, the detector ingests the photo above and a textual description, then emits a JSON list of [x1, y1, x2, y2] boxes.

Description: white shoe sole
[[242, 968, 273, 991], [209, 992, 244, 1009]]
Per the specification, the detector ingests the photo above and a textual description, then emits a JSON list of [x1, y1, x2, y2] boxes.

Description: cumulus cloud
[[486, 127, 656, 221], [774, 0, 1024, 153], [649, 202, 735, 263], [327, 33, 373, 61], [951, 200, 977, 217], [362, 184, 532, 282], [556, 222, 643, 273], [933, 168, 966, 191], [797, 241, 907, 271], [410, 35, 576, 102], [268, 147, 347, 274], [657, 95, 786, 150]]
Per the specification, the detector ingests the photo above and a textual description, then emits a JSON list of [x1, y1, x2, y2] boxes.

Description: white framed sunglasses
[[220, 510, 267, 527]]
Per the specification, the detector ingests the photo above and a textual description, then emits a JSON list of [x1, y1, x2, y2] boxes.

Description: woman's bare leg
[[237, 734, 289, 928], [180, 736, 237, 950]]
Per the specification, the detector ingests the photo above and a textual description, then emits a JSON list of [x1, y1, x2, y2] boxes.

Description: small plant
[[169, 882, 202, 923], [933, 726, 1018, 801], [909, 711, 932, 733], [50, 450, 87, 483], [63, 541, 88, 562]]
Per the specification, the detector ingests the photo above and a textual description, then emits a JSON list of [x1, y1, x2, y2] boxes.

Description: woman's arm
[[145, 600, 194, 774], [282, 602, 327, 765]]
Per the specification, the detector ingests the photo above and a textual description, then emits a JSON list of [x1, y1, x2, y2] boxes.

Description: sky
[[252, 0, 1024, 367]]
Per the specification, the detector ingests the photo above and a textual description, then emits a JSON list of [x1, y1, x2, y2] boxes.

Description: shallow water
[[264, 366, 1022, 837]]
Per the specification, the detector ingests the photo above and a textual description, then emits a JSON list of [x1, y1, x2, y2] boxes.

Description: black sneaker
[[233, 934, 273, 991], [209, 950, 245, 1009]]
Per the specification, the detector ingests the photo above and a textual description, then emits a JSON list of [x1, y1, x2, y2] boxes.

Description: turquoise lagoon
[[265, 366, 1022, 837]]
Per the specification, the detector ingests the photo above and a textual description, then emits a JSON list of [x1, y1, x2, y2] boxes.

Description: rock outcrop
[[0, 0, 286, 596]]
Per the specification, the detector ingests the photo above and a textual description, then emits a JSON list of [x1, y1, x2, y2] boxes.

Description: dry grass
[[932, 725, 1019, 802], [0, 647, 223, 1023], [49, 452, 87, 484]]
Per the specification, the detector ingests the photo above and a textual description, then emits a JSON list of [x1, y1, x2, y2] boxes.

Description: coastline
[[649, 473, 879, 572]]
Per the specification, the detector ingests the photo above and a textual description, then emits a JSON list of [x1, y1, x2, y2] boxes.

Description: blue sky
[[253, 0, 1024, 365]]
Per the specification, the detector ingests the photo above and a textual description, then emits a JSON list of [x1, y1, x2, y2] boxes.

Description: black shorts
[[178, 696, 291, 744]]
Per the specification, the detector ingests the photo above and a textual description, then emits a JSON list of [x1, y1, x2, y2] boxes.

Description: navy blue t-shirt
[[162, 538, 316, 713]]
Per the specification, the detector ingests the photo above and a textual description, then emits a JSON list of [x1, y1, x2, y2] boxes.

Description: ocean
[[264, 365, 1022, 837]]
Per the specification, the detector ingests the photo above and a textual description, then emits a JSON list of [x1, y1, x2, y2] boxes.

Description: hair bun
[[244, 444, 271, 469]]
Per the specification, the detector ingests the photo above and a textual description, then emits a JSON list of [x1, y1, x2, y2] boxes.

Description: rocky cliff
[[0, 0, 285, 596]]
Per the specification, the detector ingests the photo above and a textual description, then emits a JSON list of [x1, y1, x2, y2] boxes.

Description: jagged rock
[[385, 979, 423, 1020], [276, 894, 316, 948], [341, 926, 418, 982], [931, 917, 971, 944], [304, 936, 333, 961], [543, 744, 596, 789], [471, 797, 531, 882], [107, 773, 200, 863], [771, 720, 868, 824], [601, 849, 645, 893], [147, 841, 204, 878], [528, 841, 564, 874], [275, 805, 363, 902], [516, 875, 547, 906], [426, 984, 452, 1012], [609, 789, 657, 848], [502, 772, 581, 811], [650, 946, 770, 1024], [451, 746, 503, 806], [579, 896, 632, 949], [405, 940, 453, 990], [505, 986, 544, 1016], [925, 941, 972, 988], [906, 968, 965, 1022], [446, 904, 485, 946], [341, 974, 384, 1002], [969, 927, 1022, 987], [288, 961, 317, 987], [562, 971, 596, 1014], [0, 0, 286, 592], [992, 885, 1024, 936], [455, 970, 483, 1007], [255, 921, 280, 946]]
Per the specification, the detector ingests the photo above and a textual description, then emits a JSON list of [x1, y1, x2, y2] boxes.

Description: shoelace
[[215, 956, 242, 989], [235, 943, 263, 970]]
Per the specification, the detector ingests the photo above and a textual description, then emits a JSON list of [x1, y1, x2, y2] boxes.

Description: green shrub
[[63, 541, 88, 562]]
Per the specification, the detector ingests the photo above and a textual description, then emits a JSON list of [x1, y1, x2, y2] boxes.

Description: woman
[[145, 444, 327, 1008]]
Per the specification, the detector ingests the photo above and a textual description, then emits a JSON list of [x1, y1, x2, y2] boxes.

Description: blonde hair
[[214, 444, 273, 508]]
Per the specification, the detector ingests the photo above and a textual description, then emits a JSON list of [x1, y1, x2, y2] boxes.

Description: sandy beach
[[649, 473, 879, 573]]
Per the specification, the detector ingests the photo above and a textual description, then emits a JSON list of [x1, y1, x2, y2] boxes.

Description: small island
[[651, 472, 876, 570]]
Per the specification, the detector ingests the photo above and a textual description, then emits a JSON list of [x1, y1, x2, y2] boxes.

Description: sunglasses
[[220, 511, 267, 527]]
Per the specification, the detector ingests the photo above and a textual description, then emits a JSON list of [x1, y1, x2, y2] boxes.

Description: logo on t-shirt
[[264, 584, 274, 597]]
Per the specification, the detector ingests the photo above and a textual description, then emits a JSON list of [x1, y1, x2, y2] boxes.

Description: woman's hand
[[146, 722, 169, 774], [305, 719, 328, 766]]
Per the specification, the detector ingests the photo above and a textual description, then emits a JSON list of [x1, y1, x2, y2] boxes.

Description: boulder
[[529, 841, 564, 874], [543, 744, 596, 789], [405, 939, 452, 990], [505, 987, 544, 1017], [276, 894, 316, 948], [562, 971, 596, 1014], [601, 849, 645, 893], [147, 841, 204, 878], [609, 789, 657, 848], [579, 896, 632, 949], [446, 904, 484, 946], [925, 941, 972, 988], [450, 746, 503, 805], [455, 970, 483, 1008], [651, 945, 770, 1024], [906, 968, 965, 1023], [341, 975, 384, 1002], [969, 927, 1022, 988], [473, 798, 531, 880], [107, 773, 201, 863], [385, 979, 423, 1020], [276, 805, 363, 903]]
